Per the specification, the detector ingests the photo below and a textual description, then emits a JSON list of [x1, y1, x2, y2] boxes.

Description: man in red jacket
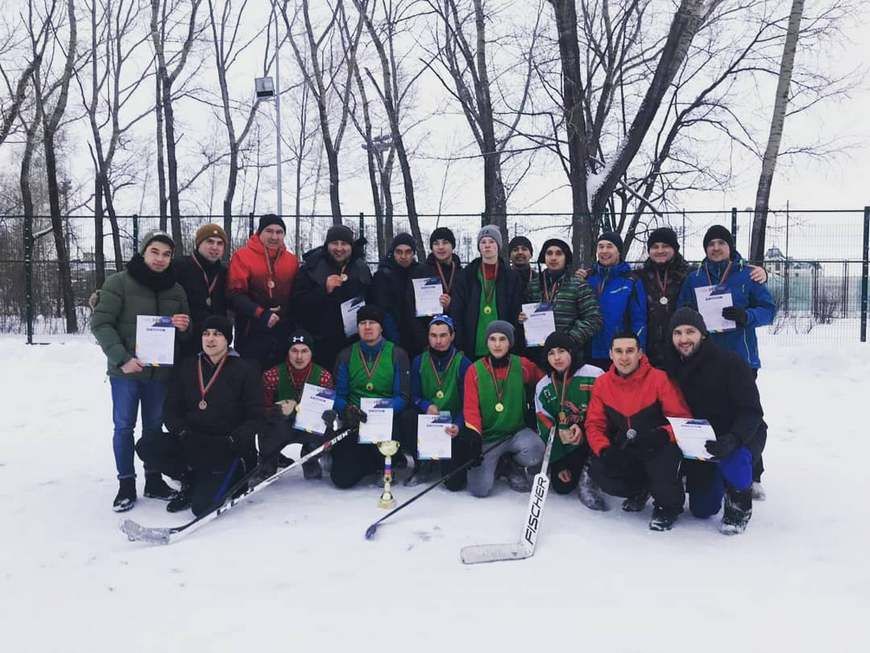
[[585, 331, 692, 531], [227, 214, 299, 369]]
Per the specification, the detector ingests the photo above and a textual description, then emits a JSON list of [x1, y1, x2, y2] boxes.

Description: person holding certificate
[[330, 306, 413, 489], [91, 230, 191, 512], [260, 329, 335, 480], [521, 238, 601, 363], [136, 316, 264, 515], [425, 227, 462, 312], [293, 225, 372, 371], [664, 308, 766, 535]]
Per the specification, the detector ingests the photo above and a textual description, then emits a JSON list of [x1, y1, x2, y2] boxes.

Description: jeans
[[685, 446, 753, 518], [110, 376, 167, 480]]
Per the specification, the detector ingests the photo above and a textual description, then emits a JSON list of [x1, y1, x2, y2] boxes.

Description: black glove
[[626, 427, 670, 461], [342, 404, 368, 429], [705, 432, 740, 459], [321, 409, 338, 433], [599, 445, 632, 473], [722, 306, 748, 326]]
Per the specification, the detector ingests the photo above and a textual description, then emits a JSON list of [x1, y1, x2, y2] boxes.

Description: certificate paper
[[358, 397, 394, 444], [417, 413, 453, 460], [294, 383, 336, 434], [412, 277, 443, 317], [522, 302, 556, 347], [135, 315, 175, 366], [667, 417, 715, 461], [694, 285, 735, 333], [341, 296, 366, 337]]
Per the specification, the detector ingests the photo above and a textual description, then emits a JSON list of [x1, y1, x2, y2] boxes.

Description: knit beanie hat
[[508, 236, 533, 255], [647, 227, 679, 252], [195, 223, 228, 249], [485, 320, 515, 347], [430, 314, 455, 333], [543, 331, 580, 374], [325, 224, 354, 246], [288, 328, 314, 350], [477, 225, 503, 252], [257, 214, 287, 235], [202, 314, 233, 345], [538, 238, 573, 266], [429, 227, 456, 249], [702, 225, 734, 255], [389, 232, 417, 254], [139, 230, 175, 255], [668, 307, 708, 336], [597, 231, 624, 256], [356, 305, 385, 328]]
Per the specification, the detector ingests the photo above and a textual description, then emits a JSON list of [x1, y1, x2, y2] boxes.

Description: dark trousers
[[749, 368, 765, 482], [549, 446, 589, 495], [588, 443, 684, 511], [685, 447, 753, 518], [258, 417, 328, 461]]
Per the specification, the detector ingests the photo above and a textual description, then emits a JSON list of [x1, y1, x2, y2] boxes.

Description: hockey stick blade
[[120, 519, 173, 545], [460, 542, 531, 564]]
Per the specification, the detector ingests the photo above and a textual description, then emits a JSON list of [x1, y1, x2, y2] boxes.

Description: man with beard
[[226, 214, 299, 370], [91, 231, 191, 511], [292, 224, 372, 371], [665, 307, 764, 535], [175, 223, 229, 358], [136, 316, 263, 516], [426, 227, 462, 313], [509, 236, 536, 294]]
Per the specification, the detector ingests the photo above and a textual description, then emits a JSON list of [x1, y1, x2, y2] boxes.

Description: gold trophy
[[376, 440, 400, 509]]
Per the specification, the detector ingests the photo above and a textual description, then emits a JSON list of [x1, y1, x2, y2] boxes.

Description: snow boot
[[112, 478, 137, 513], [166, 481, 193, 513], [302, 459, 322, 480], [144, 473, 177, 501], [751, 481, 766, 501], [649, 505, 680, 532], [720, 488, 752, 535], [622, 490, 650, 512], [404, 460, 437, 487], [577, 461, 608, 511]]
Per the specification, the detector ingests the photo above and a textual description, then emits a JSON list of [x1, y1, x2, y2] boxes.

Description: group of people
[[91, 214, 775, 535]]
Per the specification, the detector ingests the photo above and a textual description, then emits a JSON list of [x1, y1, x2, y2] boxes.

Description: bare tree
[[0, 19, 45, 147]]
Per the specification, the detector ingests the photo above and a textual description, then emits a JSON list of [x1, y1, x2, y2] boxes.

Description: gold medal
[[659, 296, 668, 305], [198, 400, 208, 410], [340, 274, 348, 282], [366, 382, 374, 391], [435, 390, 445, 400], [267, 279, 276, 289], [558, 411, 566, 422], [483, 305, 492, 315], [494, 402, 504, 413]]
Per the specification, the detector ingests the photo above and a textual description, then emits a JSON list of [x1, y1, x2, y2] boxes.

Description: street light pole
[[274, 6, 283, 217]]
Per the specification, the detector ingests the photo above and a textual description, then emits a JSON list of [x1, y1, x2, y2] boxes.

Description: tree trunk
[[20, 122, 38, 342], [94, 174, 106, 287], [43, 134, 78, 332], [161, 77, 183, 252], [155, 74, 168, 231], [750, 0, 804, 263]]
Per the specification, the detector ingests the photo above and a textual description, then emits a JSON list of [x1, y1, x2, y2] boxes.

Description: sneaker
[[577, 462, 608, 511], [112, 478, 137, 513], [404, 460, 437, 487], [302, 459, 322, 480], [166, 482, 193, 513], [506, 460, 532, 492], [622, 491, 650, 512], [649, 505, 680, 531], [751, 481, 766, 501], [720, 488, 752, 535], [143, 473, 177, 501]]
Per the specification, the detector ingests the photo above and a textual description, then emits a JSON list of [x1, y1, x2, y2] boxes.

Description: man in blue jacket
[[585, 232, 647, 370]]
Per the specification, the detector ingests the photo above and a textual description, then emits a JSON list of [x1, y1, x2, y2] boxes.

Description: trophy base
[[378, 494, 396, 510]]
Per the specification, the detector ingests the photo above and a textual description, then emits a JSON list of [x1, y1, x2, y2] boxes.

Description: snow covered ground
[[1, 334, 867, 652]]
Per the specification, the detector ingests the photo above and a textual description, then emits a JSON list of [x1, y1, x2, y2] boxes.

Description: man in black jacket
[[174, 223, 229, 358], [292, 225, 372, 371], [136, 316, 264, 516], [664, 307, 765, 535]]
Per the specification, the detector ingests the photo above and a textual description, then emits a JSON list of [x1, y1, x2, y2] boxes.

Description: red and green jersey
[[465, 354, 544, 442], [534, 364, 604, 463], [262, 362, 333, 405]]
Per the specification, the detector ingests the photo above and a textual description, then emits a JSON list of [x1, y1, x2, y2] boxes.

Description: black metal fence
[[1, 207, 868, 344]]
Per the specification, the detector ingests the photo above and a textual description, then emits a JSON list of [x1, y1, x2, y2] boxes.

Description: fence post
[[132, 214, 139, 253], [24, 217, 33, 345], [358, 212, 366, 259], [861, 206, 869, 343], [480, 212, 486, 228], [730, 207, 737, 241], [248, 211, 254, 237]]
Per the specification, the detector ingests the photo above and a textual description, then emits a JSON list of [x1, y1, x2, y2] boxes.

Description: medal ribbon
[[358, 345, 385, 387], [197, 353, 228, 406], [192, 255, 219, 304], [481, 263, 498, 307], [654, 268, 669, 298], [263, 247, 280, 298], [428, 350, 456, 394], [543, 271, 562, 304], [551, 370, 569, 423], [435, 260, 455, 294], [484, 356, 512, 407], [704, 260, 733, 287]]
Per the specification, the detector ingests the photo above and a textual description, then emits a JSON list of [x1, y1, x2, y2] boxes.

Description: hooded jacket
[[585, 261, 647, 360]]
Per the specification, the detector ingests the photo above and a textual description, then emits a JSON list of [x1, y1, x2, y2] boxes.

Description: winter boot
[[506, 459, 532, 492], [751, 481, 766, 501], [112, 478, 137, 513], [144, 473, 177, 501], [166, 481, 193, 513], [622, 490, 650, 512], [720, 488, 753, 535], [302, 459, 322, 480], [404, 460, 437, 487], [649, 505, 681, 532], [276, 453, 295, 469], [577, 461, 608, 511]]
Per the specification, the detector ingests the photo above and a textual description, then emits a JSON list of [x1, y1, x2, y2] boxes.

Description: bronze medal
[[494, 402, 505, 413], [197, 353, 228, 413], [198, 400, 208, 410], [267, 279, 276, 289], [558, 411, 566, 422]]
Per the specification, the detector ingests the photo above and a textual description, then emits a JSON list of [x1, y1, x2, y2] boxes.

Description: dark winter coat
[[425, 252, 463, 300], [291, 239, 372, 372], [368, 254, 432, 359], [174, 251, 228, 357], [663, 338, 767, 460], [638, 254, 691, 368], [91, 254, 191, 381], [513, 264, 536, 297], [585, 261, 647, 360], [525, 269, 602, 350]]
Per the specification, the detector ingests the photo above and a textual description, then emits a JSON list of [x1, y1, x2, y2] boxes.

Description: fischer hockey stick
[[460, 427, 557, 564], [121, 416, 352, 545]]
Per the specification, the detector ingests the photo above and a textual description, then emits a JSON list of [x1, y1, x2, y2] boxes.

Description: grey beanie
[[485, 320, 515, 347], [139, 230, 175, 255], [477, 225, 503, 252]]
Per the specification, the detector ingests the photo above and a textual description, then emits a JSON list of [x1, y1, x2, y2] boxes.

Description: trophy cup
[[376, 440, 400, 509]]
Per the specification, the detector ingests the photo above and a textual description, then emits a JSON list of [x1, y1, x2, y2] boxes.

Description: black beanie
[[288, 328, 315, 350], [538, 238, 573, 266], [325, 224, 354, 246], [597, 231, 624, 255], [356, 305, 385, 328], [257, 214, 287, 235], [543, 331, 580, 374], [647, 227, 680, 252], [702, 225, 734, 255], [389, 232, 417, 254], [668, 307, 708, 336], [202, 315, 233, 345], [508, 236, 533, 255], [429, 227, 456, 249]]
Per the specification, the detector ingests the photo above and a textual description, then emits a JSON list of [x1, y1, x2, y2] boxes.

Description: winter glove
[[722, 306, 748, 326], [626, 427, 670, 461], [705, 432, 741, 459], [342, 404, 368, 429], [599, 445, 632, 473]]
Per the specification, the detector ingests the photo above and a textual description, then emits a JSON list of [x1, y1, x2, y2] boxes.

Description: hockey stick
[[460, 427, 557, 564], [120, 417, 353, 545], [364, 438, 507, 540]]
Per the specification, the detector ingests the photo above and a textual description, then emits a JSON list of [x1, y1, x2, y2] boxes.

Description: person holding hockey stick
[[259, 329, 335, 481], [136, 315, 264, 515], [584, 332, 692, 531], [330, 305, 414, 489], [533, 332, 606, 508]]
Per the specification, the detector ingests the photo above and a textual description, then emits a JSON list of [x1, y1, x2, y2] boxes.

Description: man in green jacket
[[91, 231, 191, 512]]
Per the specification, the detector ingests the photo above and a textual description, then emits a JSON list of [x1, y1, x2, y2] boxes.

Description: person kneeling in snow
[[136, 316, 264, 515], [584, 332, 692, 531], [664, 308, 765, 535]]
